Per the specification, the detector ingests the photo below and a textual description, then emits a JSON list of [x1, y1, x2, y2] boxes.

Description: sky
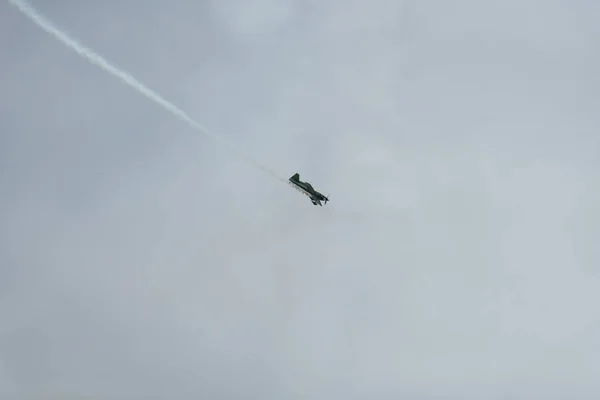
[[1, 0, 600, 398]]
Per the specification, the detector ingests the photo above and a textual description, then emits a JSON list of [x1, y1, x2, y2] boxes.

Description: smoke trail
[[8, 0, 286, 183]]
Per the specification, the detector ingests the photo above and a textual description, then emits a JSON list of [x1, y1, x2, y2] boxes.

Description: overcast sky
[[1, 0, 600, 398]]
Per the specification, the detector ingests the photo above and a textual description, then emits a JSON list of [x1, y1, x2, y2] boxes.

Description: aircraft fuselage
[[288, 173, 328, 206]]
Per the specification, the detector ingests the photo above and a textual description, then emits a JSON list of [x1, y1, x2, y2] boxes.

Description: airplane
[[288, 173, 329, 206]]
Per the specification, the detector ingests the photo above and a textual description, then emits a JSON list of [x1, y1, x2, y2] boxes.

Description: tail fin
[[290, 173, 300, 181]]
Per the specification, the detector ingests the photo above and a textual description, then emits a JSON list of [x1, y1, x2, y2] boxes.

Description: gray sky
[[2, 0, 600, 398]]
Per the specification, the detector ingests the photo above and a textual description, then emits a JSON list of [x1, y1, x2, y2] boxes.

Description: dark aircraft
[[288, 173, 329, 206]]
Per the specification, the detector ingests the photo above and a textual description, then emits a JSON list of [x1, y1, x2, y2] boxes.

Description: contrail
[[8, 0, 286, 184]]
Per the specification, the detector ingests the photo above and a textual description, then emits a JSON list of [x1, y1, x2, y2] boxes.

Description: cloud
[[2, 0, 599, 398]]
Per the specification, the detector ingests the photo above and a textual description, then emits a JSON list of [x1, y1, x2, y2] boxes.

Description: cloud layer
[[2, 0, 599, 398]]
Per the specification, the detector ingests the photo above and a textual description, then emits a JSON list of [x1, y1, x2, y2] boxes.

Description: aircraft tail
[[290, 173, 300, 181]]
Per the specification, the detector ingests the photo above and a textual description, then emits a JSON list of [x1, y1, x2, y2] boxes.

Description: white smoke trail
[[8, 0, 286, 184]]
